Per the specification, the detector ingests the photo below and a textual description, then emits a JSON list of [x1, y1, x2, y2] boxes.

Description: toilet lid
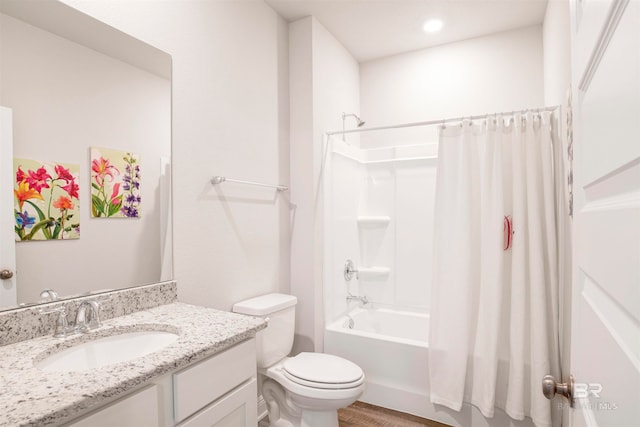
[[283, 353, 364, 389]]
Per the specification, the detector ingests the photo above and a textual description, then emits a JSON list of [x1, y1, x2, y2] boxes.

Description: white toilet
[[233, 293, 365, 427]]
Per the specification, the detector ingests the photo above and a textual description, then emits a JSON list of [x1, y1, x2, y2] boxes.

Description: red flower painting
[[13, 159, 80, 241]]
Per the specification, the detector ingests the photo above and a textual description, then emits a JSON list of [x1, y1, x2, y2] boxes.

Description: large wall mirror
[[0, 0, 172, 311]]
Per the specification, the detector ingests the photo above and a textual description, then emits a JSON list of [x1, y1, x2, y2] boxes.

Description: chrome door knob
[[542, 374, 574, 407], [0, 269, 14, 280]]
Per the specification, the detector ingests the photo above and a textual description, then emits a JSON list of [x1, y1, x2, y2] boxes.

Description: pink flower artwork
[[90, 147, 140, 218]]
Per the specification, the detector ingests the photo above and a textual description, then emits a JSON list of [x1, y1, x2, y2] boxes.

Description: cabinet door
[[68, 385, 159, 426], [178, 378, 257, 427], [173, 339, 255, 423]]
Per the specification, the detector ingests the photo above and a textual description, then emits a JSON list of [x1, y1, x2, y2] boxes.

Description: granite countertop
[[0, 302, 266, 426]]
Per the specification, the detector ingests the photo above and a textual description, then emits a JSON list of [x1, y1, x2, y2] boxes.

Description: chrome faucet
[[346, 294, 369, 305], [40, 299, 102, 338], [40, 288, 59, 301], [75, 300, 102, 332]]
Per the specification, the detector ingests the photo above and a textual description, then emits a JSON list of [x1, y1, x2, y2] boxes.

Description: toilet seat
[[282, 352, 364, 390], [263, 356, 366, 403]]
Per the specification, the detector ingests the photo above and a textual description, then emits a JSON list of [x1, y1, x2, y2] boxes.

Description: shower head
[[342, 112, 365, 127], [210, 176, 227, 185]]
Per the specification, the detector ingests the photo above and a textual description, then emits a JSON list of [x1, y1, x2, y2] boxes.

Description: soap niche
[[357, 215, 391, 281]]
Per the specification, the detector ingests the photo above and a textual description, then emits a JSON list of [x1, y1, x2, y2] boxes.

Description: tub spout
[[346, 294, 369, 305]]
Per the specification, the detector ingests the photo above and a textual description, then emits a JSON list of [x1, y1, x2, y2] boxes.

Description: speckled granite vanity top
[[0, 302, 266, 426]]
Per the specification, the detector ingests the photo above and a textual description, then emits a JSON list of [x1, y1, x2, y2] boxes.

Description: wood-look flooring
[[338, 401, 452, 427], [258, 401, 453, 427]]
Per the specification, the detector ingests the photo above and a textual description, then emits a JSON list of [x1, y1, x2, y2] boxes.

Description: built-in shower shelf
[[358, 266, 390, 280], [357, 216, 391, 227]]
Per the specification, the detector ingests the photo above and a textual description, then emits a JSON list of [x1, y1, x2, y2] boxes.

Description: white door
[[0, 106, 17, 308], [568, 0, 639, 426]]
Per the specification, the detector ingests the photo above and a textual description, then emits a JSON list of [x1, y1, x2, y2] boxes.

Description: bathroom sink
[[36, 330, 179, 372]]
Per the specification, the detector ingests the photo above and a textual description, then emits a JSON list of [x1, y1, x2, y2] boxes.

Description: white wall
[[543, 0, 572, 106], [1, 12, 170, 302], [289, 16, 360, 352], [360, 25, 544, 148], [60, 0, 291, 310]]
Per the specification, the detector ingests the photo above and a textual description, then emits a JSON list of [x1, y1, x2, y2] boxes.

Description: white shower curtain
[[429, 112, 560, 427]]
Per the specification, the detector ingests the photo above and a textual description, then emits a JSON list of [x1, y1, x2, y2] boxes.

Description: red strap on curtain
[[504, 215, 513, 251]]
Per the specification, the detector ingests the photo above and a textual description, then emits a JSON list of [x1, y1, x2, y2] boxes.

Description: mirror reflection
[[0, 0, 172, 310]]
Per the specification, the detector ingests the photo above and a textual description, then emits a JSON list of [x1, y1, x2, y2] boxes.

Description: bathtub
[[325, 306, 432, 419], [324, 306, 537, 427]]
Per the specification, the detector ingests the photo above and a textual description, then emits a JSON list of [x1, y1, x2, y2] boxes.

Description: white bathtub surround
[[323, 137, 437, 323], [0, 302, 266, 426], [429, 112, 561, 427]]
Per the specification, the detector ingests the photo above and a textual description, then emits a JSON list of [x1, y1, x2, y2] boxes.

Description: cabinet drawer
[[68, 384, 159, 426], [173, 338, 255, 423]]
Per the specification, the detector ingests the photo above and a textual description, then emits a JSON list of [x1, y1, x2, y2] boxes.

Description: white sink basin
[[36, 330, 179, 372]]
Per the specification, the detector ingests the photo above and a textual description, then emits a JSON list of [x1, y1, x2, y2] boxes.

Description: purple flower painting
[[90, 148, 140, 218]]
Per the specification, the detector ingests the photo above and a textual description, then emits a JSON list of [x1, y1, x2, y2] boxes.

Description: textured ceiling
[[265, 0, 549, 62]]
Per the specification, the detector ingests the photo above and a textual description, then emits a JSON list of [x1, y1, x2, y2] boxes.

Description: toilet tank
[[232, 293, 297, 368]]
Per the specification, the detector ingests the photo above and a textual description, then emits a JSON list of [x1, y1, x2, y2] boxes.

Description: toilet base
[[264, 406, 339, 427], [261, 376, 360, 427], [300, 410, 339, 427]]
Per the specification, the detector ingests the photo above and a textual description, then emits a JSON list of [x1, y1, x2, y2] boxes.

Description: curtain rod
[[326, 105, 561, 136]]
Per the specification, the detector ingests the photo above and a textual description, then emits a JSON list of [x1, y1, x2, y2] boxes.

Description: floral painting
[[90, 147, 140, 218], [14, 158, 80, 241]]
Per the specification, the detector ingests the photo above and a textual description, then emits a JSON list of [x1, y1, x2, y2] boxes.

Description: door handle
[[542, 374, 574, 407], [0, 269, 14, 280]]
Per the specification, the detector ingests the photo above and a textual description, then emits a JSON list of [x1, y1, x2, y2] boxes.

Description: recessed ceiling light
[[423, 19, 444, 33]]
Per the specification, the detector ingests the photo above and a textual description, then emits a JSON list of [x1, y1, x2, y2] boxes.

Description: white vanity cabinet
[[67, 338, 257, 427]]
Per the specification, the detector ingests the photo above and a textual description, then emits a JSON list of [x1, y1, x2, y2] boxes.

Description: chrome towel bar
[[211, 175, 289, 192]]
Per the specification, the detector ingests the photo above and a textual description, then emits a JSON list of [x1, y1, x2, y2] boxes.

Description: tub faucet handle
[[344, 259, 358, 281]]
